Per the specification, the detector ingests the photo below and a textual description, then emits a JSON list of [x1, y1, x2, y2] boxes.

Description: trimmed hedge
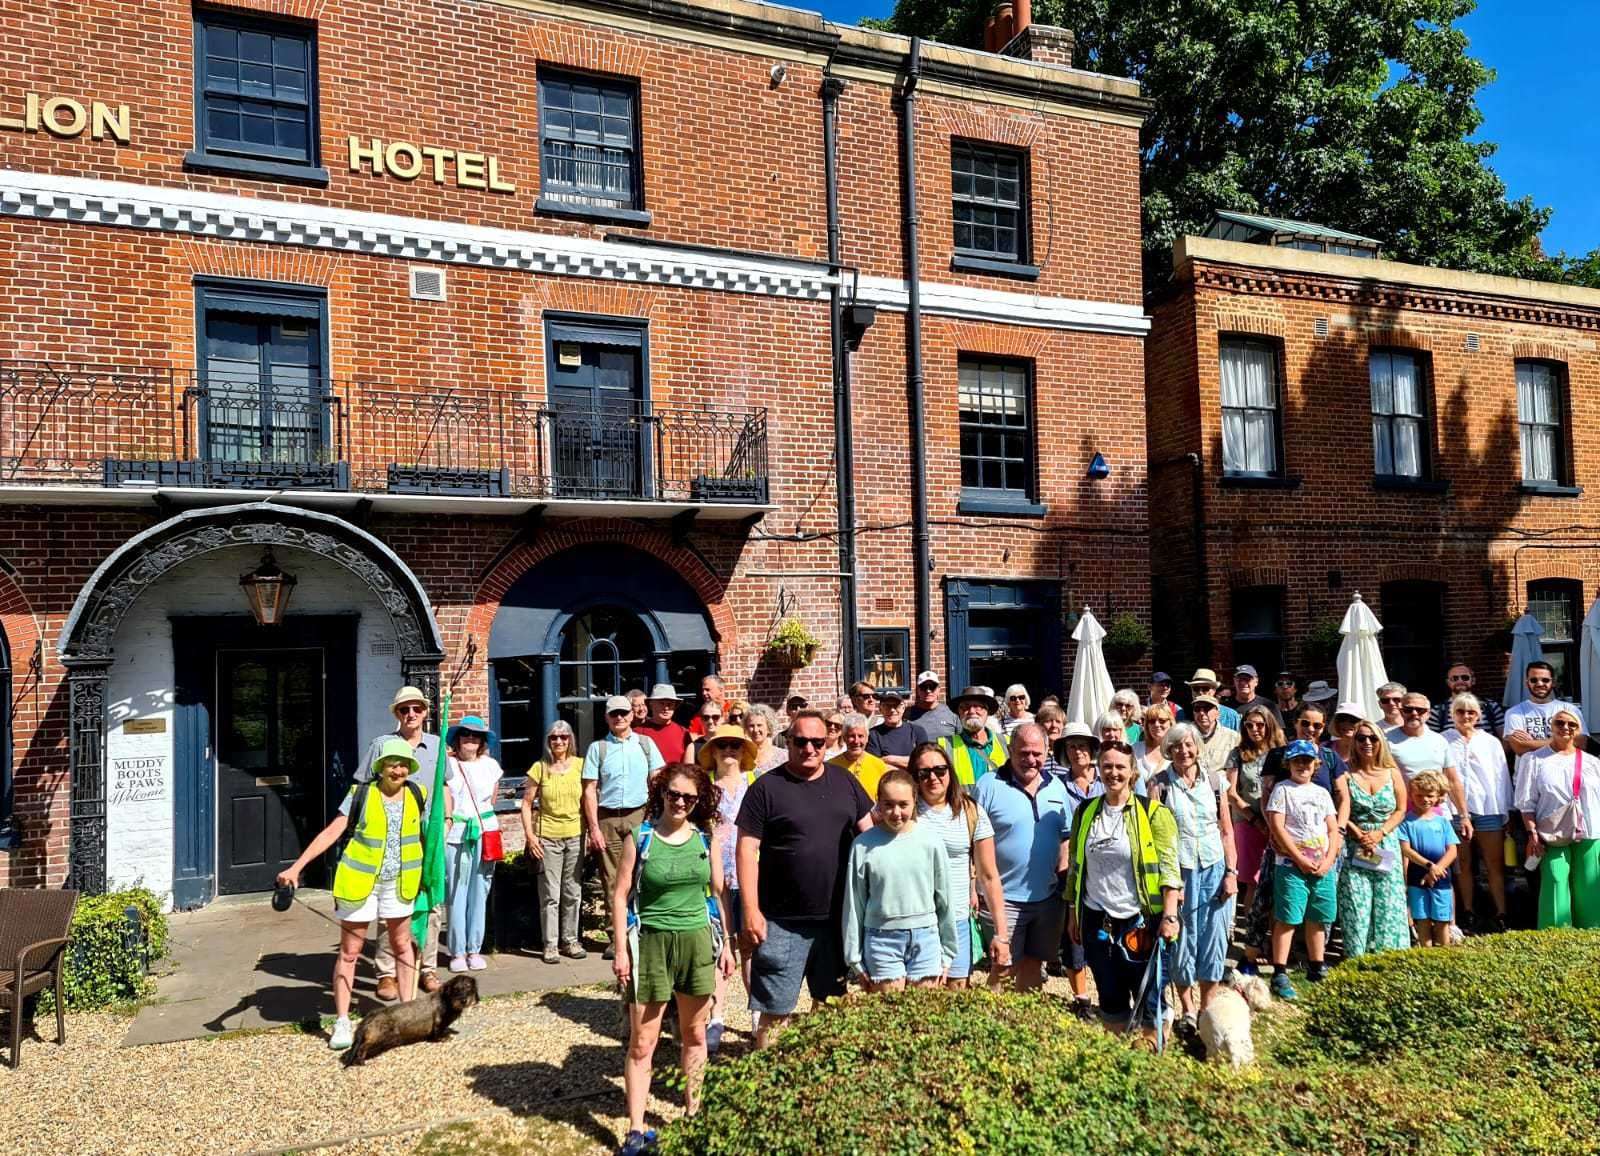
[[663, 932, 1600, 1155], [39, 887, 169, 1011]]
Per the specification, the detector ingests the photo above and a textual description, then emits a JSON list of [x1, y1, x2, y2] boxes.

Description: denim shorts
[[949, 917, 974, 979], [1408, 883, 1454, 923], [863, 924, 944, 982], [1469, 812, 1508, 833], [748, 917, 846, 1015]]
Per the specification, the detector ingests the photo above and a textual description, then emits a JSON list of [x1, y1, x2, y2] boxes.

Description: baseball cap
[[605, 695, 633, 714], [915, 670, 940, 687], [1284, 739, 1320, 761], [1151, 671, 1172, 683], [879, 688, 905, 704], [1234, 664, 1258, 679]]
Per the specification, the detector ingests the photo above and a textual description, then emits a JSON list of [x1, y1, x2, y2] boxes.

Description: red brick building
[[1147, 224, 1600, 706], [0, 0, 1150, 900]]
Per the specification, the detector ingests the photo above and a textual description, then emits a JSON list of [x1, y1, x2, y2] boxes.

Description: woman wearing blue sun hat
[[445, 715, 504, 971]]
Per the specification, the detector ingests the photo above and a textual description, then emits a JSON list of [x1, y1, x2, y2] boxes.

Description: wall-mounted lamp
[[240, 549, 297, 626], [1086, 452, 1110, 480]]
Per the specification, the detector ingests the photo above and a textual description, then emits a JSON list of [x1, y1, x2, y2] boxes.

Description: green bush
[[664, 934, 1600, 1155], [39, 887, 169, 1011]]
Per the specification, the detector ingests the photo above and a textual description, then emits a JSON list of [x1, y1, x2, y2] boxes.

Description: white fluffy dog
[[1196, 972, 1270, 1068]]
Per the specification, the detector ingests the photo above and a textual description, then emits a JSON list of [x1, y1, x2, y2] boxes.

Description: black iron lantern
[[240, 549, 297, 626]]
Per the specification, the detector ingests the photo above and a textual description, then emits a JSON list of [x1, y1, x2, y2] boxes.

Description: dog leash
[[1130, 918, 1180, 1054], [281, 886, 434, 991]]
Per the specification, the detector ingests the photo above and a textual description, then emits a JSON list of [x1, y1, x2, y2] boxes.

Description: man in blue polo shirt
[[972, 723, 1074, 992], [582, 694, 665, 959]]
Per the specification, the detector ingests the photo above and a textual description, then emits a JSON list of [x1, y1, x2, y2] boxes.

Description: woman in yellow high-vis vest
[[277, 736, 426, 1051]]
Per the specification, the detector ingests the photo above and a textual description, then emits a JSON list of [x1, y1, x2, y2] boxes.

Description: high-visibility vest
[[333, 782, 424, 904], [1068, 794, 1166, 918], [940, 731, 1007, 786]]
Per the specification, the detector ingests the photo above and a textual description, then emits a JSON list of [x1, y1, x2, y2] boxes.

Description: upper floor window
[[1370, 348, 1431, 480], [190, 10, 323, 182], [958, 357, 1036, 507], [1231, 586, 1285, 683], [537, 70, 646, 222], [1219, 337, 1282, 476], [951, 141, 1032, 273], [1517, 360, 1569, 487], [858, 629, 910, 695]]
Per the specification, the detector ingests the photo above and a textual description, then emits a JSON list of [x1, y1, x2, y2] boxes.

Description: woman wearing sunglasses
[[907, 742, 1011, 988], [1336, 721, 1409, 957], [1515, 705, 1600, 929], [612, 763, 735, 1155], [698, 725, 757, 1050]]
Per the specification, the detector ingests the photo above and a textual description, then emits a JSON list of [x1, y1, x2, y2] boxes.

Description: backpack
[[625, 820, 727, 966]]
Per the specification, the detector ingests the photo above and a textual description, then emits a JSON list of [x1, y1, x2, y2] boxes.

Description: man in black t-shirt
[[737, 710, 873, 1048], [866, 690, 927, 768]]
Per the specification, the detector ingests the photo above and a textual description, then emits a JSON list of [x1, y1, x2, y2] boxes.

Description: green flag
[[410, 691, 451, 948]]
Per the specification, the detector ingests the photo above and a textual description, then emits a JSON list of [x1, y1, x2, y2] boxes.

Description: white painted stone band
[[0, 169, 1148, 336]]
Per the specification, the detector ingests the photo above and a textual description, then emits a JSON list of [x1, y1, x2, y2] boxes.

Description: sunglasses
[[1378, 696, 1403, 705], [1354, 734, 1380, 745], [1007, 695, 1027, 702], [664, 789, 699, 806], [1275, 680, 1296, 687], [712, 739, 744, 752], [607, 709, 630, 719], [1553, 719, 1580, 730], [1298, 721, 1325, 732], [1529, 678, 1554, 686], [913, 765, 950, 781], [396, 704, 426, 716], [858, 694, 878, 702], [791, 736, 828, 749], [1401, 706, 1428, 715]]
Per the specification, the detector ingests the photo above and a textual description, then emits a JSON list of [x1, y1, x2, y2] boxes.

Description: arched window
[[557, 608, 655, 748], [0, 623, 13, 849]]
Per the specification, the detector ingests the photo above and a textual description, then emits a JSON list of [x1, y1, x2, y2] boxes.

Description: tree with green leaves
[[882, 0, 1599, 288]]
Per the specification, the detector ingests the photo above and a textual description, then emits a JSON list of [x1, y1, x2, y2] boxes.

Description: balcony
[[0, 361, 771, 514]]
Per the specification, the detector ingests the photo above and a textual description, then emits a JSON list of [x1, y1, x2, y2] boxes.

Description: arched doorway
[[57, 502, 444, 896], [489, 544, 716, 769]]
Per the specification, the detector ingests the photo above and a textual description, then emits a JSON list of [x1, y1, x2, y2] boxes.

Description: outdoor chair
[[0, 887, 79, 1068]]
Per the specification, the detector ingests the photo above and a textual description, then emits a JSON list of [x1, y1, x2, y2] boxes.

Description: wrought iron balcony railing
[[0, 361, 769, 505]]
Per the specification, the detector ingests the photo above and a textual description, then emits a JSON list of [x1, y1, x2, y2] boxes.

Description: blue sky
[[816, 0, 1600, 258]]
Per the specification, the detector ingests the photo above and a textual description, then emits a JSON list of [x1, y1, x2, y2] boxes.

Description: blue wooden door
[[201, 296, 322, 466]]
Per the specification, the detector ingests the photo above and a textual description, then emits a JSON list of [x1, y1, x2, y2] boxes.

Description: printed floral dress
[[1337, 775, 1409, 956]]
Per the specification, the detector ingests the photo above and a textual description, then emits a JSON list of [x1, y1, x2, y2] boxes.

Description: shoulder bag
[[457, 762, 505, 863], [1536, 751, 1586, 846]]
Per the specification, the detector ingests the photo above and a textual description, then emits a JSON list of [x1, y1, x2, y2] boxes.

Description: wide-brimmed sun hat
[[374, 736, 420, 776], [697, 724, 757, 773], [952, 685, 999, 713], [446, 714, 495, 749]]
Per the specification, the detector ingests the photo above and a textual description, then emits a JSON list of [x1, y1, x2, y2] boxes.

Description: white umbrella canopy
[[1505, 610, 1547, 712], [1067, 607, 1115, 727], [1336, 591, 1388, 725], [1581, 599, 1600, 728]]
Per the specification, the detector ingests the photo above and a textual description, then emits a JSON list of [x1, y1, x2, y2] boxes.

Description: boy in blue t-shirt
[[1398, 770, 1459, 947]]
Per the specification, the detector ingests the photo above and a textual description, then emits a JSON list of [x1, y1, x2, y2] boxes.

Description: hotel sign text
[[0, 91, 131, 143], [348, 136, 516, 193]]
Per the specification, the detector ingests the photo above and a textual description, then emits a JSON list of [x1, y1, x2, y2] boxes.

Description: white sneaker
[[329, 1016, 355, 1051], [449, 955, 470, 972]]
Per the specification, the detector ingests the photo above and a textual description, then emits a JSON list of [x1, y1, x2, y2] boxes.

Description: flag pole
[[411, 689, 451, 950]]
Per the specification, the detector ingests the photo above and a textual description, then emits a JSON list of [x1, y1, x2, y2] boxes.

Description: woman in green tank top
[[610, 763, 734, 1155]]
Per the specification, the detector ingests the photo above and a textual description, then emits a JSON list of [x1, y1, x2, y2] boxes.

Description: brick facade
[[0, 0, 1150, 891], [1147, 235, 1600, 706]]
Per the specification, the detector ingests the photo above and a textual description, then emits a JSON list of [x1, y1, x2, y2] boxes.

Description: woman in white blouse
[[1443, 693, 1512, 933], [1515, 705, 1600, 929]]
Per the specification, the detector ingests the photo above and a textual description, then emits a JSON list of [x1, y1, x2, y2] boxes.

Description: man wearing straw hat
[[360, 685, 444, 999]]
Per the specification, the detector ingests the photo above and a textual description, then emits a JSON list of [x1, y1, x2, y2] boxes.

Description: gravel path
[[7, 973, 1101, 1156]]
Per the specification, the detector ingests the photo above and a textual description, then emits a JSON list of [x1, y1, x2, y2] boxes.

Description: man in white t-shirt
[[1389, 692, 1468, 832], [1504, 661, 1585, 756]]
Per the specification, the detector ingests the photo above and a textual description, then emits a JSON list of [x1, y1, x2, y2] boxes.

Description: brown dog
[[342, 974, 479, 1065]]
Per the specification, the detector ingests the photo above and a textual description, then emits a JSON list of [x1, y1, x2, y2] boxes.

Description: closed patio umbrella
[[1505, 610, 1546, 712], [1336, 591, 1388, 725], [1067, 607, 1115, 727], [1581, 599, 1600, 728]]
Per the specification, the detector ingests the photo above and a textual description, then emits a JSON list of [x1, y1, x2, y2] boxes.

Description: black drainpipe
[[900, 38, 933, 677], [823, 74, 860, 685]]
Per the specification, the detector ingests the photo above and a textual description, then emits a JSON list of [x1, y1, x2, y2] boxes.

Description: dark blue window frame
[[194, 278, 332, 467], [957, 355, 1044, 516], [858, 628, 911, 695], [186, 8, 329, 185], [950, 139, 1038, 280], [535, 68, 651, 226]]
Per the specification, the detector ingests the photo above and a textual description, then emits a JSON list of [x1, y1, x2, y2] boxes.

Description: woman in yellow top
[[829, 713, 890, 799], [277, 736, 425, 1051], [521, 719, 588, 965]]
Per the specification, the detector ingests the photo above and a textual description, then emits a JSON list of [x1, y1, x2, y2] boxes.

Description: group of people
[[272, 657, 1600, 1154]]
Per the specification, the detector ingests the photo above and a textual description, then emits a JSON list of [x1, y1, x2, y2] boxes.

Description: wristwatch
[[1223, 868, 1238, 876]]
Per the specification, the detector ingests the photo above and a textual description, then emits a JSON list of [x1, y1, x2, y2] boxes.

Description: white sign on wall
[[104, 714, 175, 903]]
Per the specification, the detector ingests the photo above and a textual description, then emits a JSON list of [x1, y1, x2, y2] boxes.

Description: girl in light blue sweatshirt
[[842, 768, 957, 991]]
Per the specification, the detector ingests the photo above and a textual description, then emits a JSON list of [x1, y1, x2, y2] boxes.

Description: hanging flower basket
[[1303, 616, 1342, 668], [1102, 613, 1151, 663], [767, 618, 821, 670]]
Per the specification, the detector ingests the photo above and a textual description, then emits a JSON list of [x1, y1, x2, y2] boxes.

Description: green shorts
[[633, 923, 716, 1004], [1274, 862, 1339, 926]]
